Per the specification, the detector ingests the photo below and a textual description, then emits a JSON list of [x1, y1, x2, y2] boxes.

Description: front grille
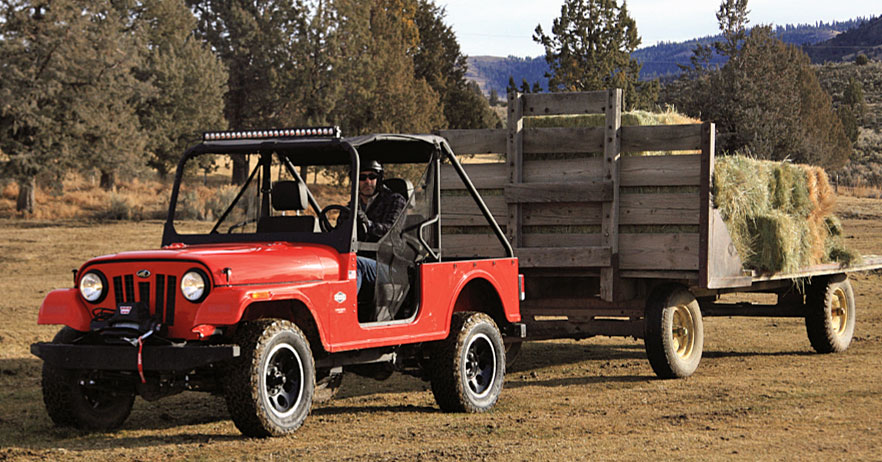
[[112, 273, 176, 326]]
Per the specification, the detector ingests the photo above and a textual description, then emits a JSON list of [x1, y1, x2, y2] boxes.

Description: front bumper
[[31, 342, 240, 372]]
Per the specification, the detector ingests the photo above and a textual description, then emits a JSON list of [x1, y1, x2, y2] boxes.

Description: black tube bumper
[[31, 342, 240, 372]]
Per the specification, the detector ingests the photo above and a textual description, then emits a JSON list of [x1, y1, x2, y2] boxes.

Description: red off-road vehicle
[[31, 128, 524, 437]]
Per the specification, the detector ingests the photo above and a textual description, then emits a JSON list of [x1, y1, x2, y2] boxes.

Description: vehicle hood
[[83, 242, 343, 286]]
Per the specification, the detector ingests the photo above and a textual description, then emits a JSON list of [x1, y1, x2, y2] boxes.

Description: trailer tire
[[224, 320, 315, 437], [42, 327, 135, 431], [644, 285, 704, 379], [429, 312, 505, 412], [805, 276, 855, 353]]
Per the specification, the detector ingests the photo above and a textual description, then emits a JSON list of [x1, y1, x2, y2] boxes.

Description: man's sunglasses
[[359, 173, 379, 181]]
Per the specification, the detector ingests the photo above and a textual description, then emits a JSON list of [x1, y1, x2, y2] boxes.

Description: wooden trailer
[[437, 89, 882, 378]]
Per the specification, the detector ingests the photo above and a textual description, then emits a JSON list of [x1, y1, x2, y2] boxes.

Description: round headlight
[[181, 269, 209, 302], [79, 271, 106, 303]]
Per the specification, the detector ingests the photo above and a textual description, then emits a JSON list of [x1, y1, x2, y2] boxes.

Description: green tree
[[412, 0, 495, 129], [0, 0, 149, 212], [136, 0, 228, 178], [533, 0, 658, 109], [714, 27, 850, 168], [330, 0, 444, 135], [188, 0, 310, 183]]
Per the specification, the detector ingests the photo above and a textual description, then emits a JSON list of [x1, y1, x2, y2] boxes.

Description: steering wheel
[[319, 204, 350, 232]]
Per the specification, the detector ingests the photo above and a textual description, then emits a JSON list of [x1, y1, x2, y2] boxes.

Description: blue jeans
[[356, 257, 378, 294]]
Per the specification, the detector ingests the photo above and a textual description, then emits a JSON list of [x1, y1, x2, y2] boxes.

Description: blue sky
[[438, 0, 881, 57]]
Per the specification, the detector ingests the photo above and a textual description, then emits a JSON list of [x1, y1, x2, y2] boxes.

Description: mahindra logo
[[136, 269, 151, 278]]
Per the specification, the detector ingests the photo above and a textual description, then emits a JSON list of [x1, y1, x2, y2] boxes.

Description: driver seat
[[257, 181, 319, 233], [383, 178, 413, 202]]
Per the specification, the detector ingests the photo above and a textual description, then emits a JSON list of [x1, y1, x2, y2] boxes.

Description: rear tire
[[224, 320, 315, 437], [429, 312, 505, 412], [42, 327, 135, 431], [805, 276, 855, 353], [644, 285, 704, 379]]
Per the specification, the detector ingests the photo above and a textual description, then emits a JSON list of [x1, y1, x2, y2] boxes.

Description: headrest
[[383, 178, 413, 199], [271, 181, 309, 211]]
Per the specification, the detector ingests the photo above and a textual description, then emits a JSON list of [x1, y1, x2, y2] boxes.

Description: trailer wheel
[[805, 276, 855, 353], [429, 312, 505, 412], [644, 285, 704, 379], [224, 320, 315, 437], [42, 327, 135, 431]]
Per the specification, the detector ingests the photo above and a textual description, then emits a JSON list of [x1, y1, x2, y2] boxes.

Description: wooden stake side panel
[[438, 92, 708, 274]]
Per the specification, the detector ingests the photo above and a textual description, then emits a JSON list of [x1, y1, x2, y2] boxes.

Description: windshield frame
[[161, 138, 360, 253]]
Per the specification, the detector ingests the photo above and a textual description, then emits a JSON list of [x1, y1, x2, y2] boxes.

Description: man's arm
[[363, 191, 406, 241]]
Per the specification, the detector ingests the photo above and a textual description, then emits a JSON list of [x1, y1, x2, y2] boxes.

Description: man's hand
[[356, 209, 370, 240]]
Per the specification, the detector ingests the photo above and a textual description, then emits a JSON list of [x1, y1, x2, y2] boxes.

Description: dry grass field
[[1, 196, 881, 461]]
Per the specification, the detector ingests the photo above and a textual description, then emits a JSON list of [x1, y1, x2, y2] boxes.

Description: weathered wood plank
[[507, 92, 525, 248], [440, 163, 507, 190], [440, 234, 507, 258], [441, 195, 507, 226], [522, 203, 603, 226], [601, 89, 623, 302], [523, 127, 604, 154], [619, 154, 702, 187], [619, 233, 700, 271], [619, 193, 700, 225], [438, 129, 507, 154], [505, 181, 613, 203], [522, 233, 603, 248], [621, 124, 703, 153], [524, 157, 604, 183], [522, 91, 608, 116], [516, 246, 611, 268]]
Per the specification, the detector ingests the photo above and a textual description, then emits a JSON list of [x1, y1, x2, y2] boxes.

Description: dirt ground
[[1, 197, 881, 461]]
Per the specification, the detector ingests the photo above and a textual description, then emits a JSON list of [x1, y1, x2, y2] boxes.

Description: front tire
[[429, 312, 505, 413], [42, 327, 135, 431], [644, 285, 704, 379], [805, 276, 856, 353], [224, 320, 315, 437]]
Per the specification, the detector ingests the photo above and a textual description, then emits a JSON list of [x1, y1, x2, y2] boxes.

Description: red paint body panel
[[38, 237, 520, 350], [325, 258, 520, 352], [38, 289, 92, 332]]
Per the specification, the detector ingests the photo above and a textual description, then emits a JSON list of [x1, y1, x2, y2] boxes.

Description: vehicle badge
[[137, 269, 151, 278], [334, 291, 347, 304], [119, 305, 132, 315]]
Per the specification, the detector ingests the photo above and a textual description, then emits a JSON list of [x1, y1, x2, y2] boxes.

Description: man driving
[[354, 160, 406, 296]]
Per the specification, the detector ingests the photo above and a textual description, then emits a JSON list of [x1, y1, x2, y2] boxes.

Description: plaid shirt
[[359, 185, 406, 242]]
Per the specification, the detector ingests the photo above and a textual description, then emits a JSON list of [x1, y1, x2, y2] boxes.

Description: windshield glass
[[171, 151, 352, 236], [167, 145, 434, 253]]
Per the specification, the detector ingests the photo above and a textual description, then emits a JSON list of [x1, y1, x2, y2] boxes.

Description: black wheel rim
[[463, 333, 496, 398], [263, 343, 305, 418]]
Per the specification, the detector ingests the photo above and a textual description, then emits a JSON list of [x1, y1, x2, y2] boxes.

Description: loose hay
[[714, 155, 857, 273]]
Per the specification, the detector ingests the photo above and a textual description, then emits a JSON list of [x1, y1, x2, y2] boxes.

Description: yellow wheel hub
[[830, 287, 848, 336], [671, 305, 695, 359]]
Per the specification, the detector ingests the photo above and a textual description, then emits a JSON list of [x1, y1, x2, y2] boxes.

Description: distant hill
[[467, 17, 878, 95], [804, 16, 882, 62], [466, 56, 549, 96]]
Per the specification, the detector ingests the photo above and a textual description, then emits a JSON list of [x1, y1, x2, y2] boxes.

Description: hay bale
[[714, 155, 857, 273]]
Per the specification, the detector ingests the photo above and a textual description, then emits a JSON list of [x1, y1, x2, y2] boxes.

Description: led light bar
[[202, 126, 341, 142]]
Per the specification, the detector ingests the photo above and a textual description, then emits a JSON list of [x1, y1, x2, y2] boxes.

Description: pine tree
[[533, 0, 658, 109], [188, 0, 310, 183], [0, 0, 149, 209], [136, 0, 228, 178], [413, 0, 497, 129]]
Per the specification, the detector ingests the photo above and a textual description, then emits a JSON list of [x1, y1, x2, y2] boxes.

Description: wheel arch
[[449, 276, 507, 329], [240, 299, 329, 356]]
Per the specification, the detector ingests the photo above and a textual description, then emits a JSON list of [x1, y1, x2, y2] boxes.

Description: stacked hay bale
[[714, 155, 859, 274]]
